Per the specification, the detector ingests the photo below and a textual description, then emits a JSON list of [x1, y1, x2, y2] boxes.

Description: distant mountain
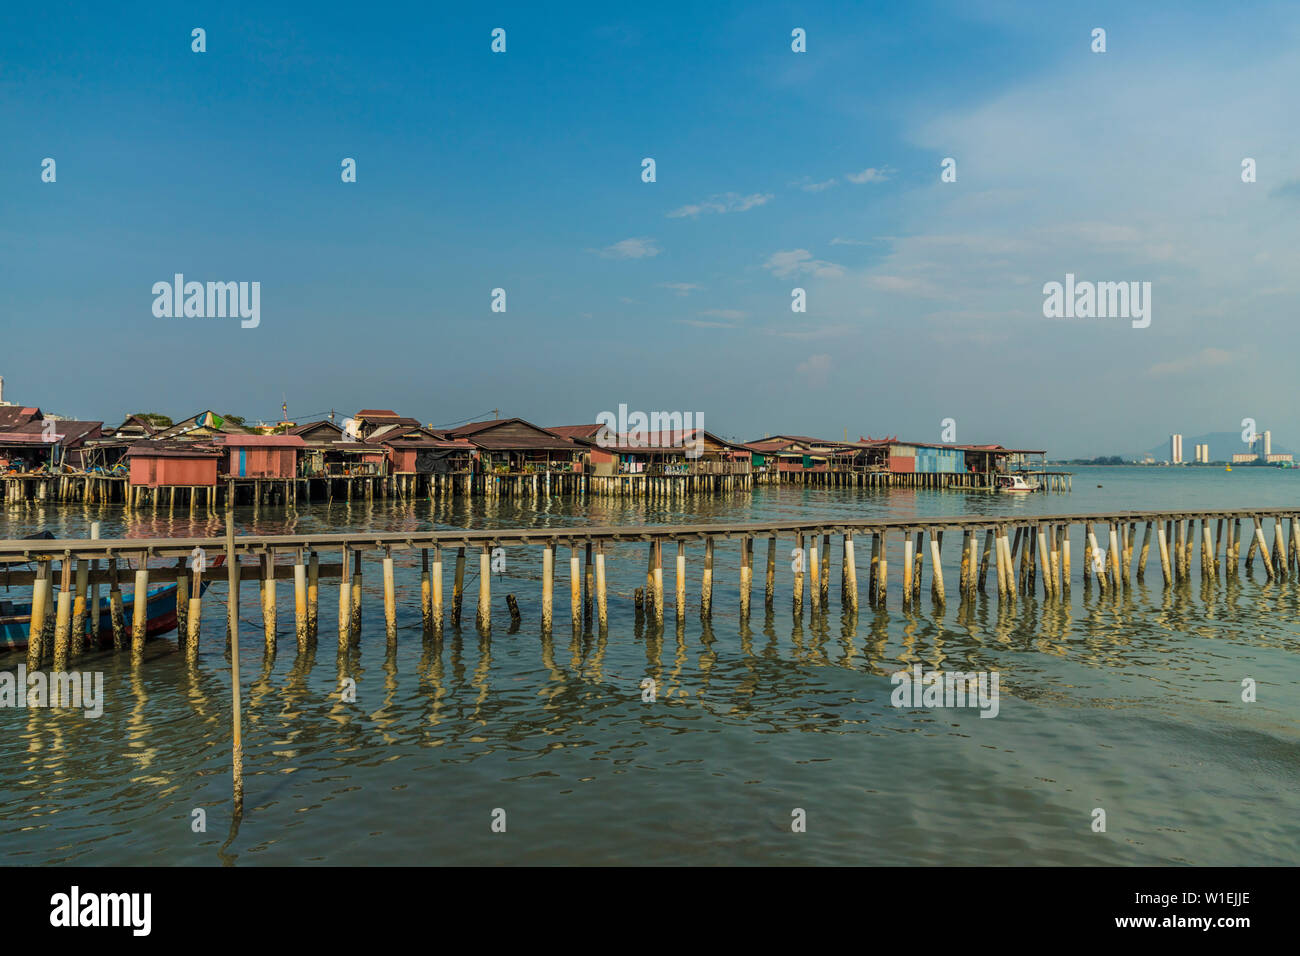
[[1132, 431, 1293, 462]]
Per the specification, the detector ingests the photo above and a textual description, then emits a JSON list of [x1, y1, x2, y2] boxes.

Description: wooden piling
[[431, 546, 443, 635], [1108, 524, 1121, 589], [347, 550, 361, 639], [820, 532, 831, 608], [877, 531, 889, 606], [338, 545, 351, 648], [175, 557, 189, 644], [70, 556, 89, 659], [131, 558, 149, 662], [595, 540, 607, 629], [567, 544, 581, 630], [653, 539, 664, 626], [108, 558, 125, 650], [1164, 522, 1175, 582], [765, 536, 776, 610], [792, 533, 804, 613], [541, 545, 554, 632], [27, 560, 49, 670], [929, 532, 944, 603], [479, 544, 492, 632], [383, 548, 398, 640], [702, 537, 714, 618], [188, 557, 203, 652], [1035, 526, 1052, 597], [420, 549, 432, 634], [89, 523, 101, 640], [740, 536, 752, 618], [810, 534, 822, 613], [53, 558, 72, 671], [1253, 517, 1274, 579], [294, 550, 308, 651], [452, 547, 466, 626], [226, 511, 244, 812], [261, 551, 277, 651], [978, 529, 993, 592], [844, 532, 859, 611], [1060, 524, 1071, 592]]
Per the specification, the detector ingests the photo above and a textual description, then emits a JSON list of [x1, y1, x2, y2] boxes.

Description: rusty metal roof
[[546, 424, 605, 439], [125, 441, 222, 458], [215, 434, 306, 448]]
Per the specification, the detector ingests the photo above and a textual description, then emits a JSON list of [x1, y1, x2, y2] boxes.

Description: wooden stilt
[[978, 529, 993, 592], [702, 537, 714, 618], [338, 545, 351, 648], [431, 546, 443, 635], [571, 545, 582, 630], [131, 558, 149, 662], [541, 545, 554, 632], [383, 548, 398, 640], [262, 551, 277, 651], [595, 541, 607, 629], [810, 534, 821, 614], [421, 549, 432, 634], [478, 544, 491, 632], [765, 536, 776, 610], [71, 556, 89, 659], [294, 550, 308, 651], [844, 532, 859, 611], [108, 557, 125, 650], [27, 560, 50, 670], [740, 536, 752, 618], [901, 533, 914, 606], [452, 547, 466, 626], [792, 533, 804, 613], [929, 531, 944, 603], [187, 556, 203, 652], [351, 550, 363, 640], [53, 557, 72, 671]]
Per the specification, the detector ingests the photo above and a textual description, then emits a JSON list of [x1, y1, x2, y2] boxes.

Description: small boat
[[1226, 465, 1232, 472], [0, 555, 224, 652], [997, 474, 1039, 493]]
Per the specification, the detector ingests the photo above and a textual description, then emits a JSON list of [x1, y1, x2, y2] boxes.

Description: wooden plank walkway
[[6, 507, 1298, 673]]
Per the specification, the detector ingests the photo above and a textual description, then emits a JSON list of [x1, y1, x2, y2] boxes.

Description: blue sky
[[2, 0, 1297, 456]]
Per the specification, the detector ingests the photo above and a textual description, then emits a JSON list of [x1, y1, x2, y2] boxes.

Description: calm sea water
[[2, 466, 1297, 865]]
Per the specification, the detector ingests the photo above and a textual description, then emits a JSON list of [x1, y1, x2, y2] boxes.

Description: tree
[[132, 412, 173, 428]]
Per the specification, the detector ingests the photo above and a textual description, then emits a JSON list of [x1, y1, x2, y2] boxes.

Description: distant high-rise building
[[1264, 430, 1272, 457], [1171, 433, 1183, 464]]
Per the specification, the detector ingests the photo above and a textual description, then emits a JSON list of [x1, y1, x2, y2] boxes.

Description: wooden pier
[[0, 466, 1073, 506], [2, 506, 1292, 670]]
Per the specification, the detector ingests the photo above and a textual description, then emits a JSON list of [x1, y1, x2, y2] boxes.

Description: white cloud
[[597, 237, 660, 259], [763, 249, 845, 279], [793, 178, 838, 192], [1148, 347, 1246, 377], [699, 308, 747, 320], [667, 192, 773, 218], [659, 282, 701, 296], [796, 354, 832, 386], [845, 166, 893, 184]]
